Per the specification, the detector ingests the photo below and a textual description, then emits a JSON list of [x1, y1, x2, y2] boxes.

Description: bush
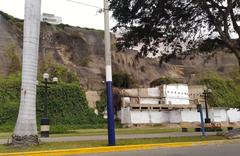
[[4, 43, 21, 74], [198, 38, 224, 52], [96, 92, 107, 116], [0, 11, 23, 30], [113, 72, 136, 88], [150, 77, 180, 87], [40, 53, 79, 83]]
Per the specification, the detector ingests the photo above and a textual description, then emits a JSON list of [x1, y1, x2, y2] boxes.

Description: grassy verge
[[0, 136, 225, 153], [0, 133, 11, 139], [0, 127, 181, 139], [51, 127, 181, 137]]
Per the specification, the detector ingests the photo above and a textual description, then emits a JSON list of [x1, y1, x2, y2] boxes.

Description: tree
[[12, 0, 41, 146], [109, 0, 240, 67]]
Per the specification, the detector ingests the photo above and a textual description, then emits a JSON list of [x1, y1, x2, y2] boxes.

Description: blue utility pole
[[104, 0, 116, 146], [197, 104, 206, 137]]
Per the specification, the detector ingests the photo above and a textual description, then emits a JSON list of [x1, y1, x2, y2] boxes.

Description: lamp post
[[40, 73, 58, 138], [203, 88, 212, 123], [197, 104, 206, 137]]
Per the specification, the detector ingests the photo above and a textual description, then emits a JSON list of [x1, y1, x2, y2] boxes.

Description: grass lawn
[[0, 136, 225, 153], [0, 133, 11, 139], [51, 127, 181, 137], [0, 127, 182, 139]]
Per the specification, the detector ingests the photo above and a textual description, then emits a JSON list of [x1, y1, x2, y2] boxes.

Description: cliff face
[[0, 12, 238, 90]]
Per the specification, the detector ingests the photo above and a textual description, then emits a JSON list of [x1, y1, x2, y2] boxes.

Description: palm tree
[[12, 0, 41, 146]]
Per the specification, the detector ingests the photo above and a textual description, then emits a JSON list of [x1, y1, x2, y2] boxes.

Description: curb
[[0, 139, 239, 156]]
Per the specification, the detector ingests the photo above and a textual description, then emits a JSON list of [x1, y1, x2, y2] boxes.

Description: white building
[[121, 84, 190, 106], [160, 84, 189, 105], [118, 84, 240, 126], [41, 13, 62, 25]]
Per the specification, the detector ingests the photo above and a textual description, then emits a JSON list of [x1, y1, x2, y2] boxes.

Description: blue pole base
[[106, 81, 116, 146]]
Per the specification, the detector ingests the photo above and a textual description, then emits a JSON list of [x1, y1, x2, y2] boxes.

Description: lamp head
[[53, 77, 58, 83], [43, 73, 49, 79], [207, 88, 212, 93]]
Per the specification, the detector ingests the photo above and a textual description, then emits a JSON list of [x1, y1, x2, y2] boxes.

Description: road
[[76, 142, 240, 156], [0, 132, 217, 144]]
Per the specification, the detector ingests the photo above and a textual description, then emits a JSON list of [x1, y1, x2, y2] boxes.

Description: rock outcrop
[[0, 12, 238, 90]]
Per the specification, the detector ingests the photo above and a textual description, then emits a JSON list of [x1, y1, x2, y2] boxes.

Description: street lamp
[[203, 88, 212, 123], [40, 73, 58, 138]]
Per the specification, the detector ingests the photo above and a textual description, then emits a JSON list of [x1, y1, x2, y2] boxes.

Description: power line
[[66, 0, 102, 9]]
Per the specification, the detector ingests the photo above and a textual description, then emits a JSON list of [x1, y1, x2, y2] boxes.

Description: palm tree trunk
[[12, 0, 41, 146]]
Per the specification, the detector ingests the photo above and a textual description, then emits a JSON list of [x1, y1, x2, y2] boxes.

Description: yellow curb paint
[[0, 140, 236, 156]]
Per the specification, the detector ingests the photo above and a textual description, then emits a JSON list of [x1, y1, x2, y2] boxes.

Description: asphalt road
[[76, 142, 240, 156]]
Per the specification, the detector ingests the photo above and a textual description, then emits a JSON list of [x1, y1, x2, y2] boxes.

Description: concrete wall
[[169, 110, 182, 123], [227, 109, 240, 123], [119, 107, 240, 124], [209, 108, 228, 122], [139, 98, 160, 105], [180, 109, 202, 122]]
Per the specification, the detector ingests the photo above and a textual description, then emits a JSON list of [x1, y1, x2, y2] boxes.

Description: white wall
[[169, 110, 182, 123], [227, 108, 240, 123], [180, 109, 201, 122], [149, 111, 169, 123], [147, 87, 160, 97], [120, 107, 240, 124], [119, 109, 169, 124], [120, 107, 131, 124], [209, 109, 228, 122], [140, 98, 160, 105]]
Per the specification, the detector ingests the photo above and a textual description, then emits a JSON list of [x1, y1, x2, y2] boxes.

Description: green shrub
[[113, 72, 136, 88], [40, 53, 79, 83], [4, 43, 21, 74], [96, 92, 107, 116], [150, 77, 180, 87], [0, 11, 23, 30], [198, 38, 224, 52]]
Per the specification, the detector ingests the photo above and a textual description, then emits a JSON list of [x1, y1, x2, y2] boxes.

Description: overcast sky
[[0, 0, 116, 30]]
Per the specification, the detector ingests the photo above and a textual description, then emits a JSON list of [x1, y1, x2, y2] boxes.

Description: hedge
[[0, 77, 105, 132]]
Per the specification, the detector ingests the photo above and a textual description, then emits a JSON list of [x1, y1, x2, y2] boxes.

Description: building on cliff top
[[41, 13, 62, 25]]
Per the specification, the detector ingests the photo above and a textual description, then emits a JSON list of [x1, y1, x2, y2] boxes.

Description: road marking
[[0, 139, 239, 156]]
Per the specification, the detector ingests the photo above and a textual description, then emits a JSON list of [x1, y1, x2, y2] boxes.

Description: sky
[[0, 0, 116, 30]]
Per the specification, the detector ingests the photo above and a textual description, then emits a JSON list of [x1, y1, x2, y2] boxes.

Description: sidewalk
[[0, 132, 217, 144]]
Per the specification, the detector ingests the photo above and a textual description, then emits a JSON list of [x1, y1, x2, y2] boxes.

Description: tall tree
[[109, 0, 240, 66], [12, 0, 41, 146]]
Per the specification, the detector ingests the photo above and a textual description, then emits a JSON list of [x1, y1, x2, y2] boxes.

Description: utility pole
[[66, 0, 116, 146], [103, 0, 116, 146]]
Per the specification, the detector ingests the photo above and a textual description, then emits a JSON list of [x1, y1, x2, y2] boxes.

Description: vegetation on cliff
[[201, 71, 240, 108]]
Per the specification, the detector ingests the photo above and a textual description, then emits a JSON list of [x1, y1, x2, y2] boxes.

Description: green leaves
[[201, 72, 240, 108]]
